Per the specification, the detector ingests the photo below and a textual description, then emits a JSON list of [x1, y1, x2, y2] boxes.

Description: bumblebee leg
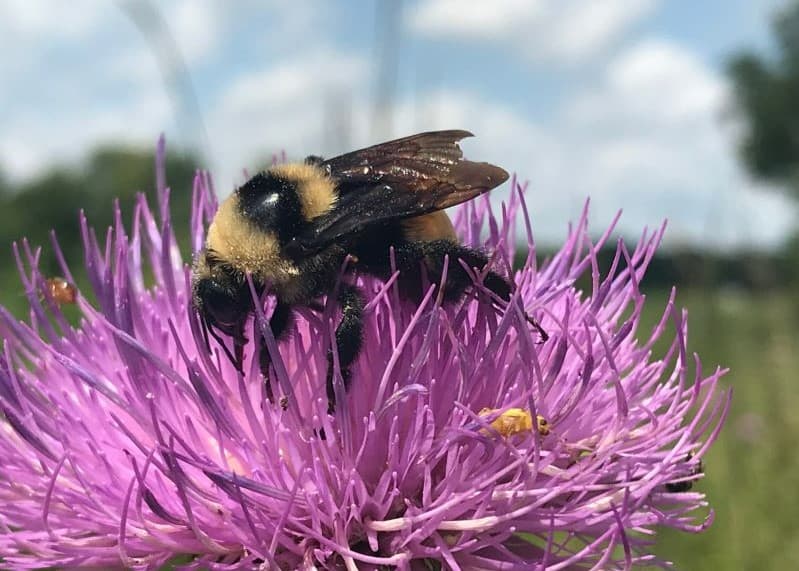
[[258, 301, 293, 404], [419, 240, 548, 341], [388, 239, 506, 302], [413, 240, 503, 300], [326, 284, 365, 413]]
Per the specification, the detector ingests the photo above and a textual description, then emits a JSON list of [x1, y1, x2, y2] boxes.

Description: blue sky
[[0, 0, 794, 250]]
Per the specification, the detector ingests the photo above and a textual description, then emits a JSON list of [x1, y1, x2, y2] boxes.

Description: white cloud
[[161, 0, 221, 64], [207, 51, 368, 188], [410, 0, 540, 39], [0, 0, 107, 40], [205, 36, 795, 249], [0, 0, 234, 181], [372, 39, 794, 250], [411, 0, 658, 64], [221, 54, 363, 113], [568, 39, 726, 126], [556, 39, 795, 249], [0, 87, 173, 180], [0, 0, 341, 184], [0, 2, 193, 180], [0, 1, 792, 250]]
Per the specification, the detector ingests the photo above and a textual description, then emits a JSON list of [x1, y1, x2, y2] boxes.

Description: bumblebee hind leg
[[395, 239, 506, 302], [415, 240, 548, 341], [326, 284, 365, 414]]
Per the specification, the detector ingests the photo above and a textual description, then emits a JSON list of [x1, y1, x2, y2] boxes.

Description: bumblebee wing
[[322, 129, 506, 206], [296, 130, 508, 251]]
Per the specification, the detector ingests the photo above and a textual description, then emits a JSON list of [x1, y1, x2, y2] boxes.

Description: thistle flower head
[[0, 140, 730, 569]]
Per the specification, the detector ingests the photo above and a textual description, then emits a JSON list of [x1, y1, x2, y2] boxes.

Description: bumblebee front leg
[[257, 301, 293, 404], [326, 284, 365, 413]]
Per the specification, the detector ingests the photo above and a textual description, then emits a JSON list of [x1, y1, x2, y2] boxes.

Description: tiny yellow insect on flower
[[479, 407, 550, 437]]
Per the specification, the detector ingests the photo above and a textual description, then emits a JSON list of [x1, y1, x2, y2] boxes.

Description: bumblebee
[[192, 130, 545, 411]]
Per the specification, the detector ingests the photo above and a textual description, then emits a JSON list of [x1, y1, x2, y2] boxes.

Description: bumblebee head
[[192, 251, 253, 343]]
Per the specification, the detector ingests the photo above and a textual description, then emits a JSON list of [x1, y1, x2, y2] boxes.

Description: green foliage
[[0, 144, 199, 317], [644, 288, 799, 570], [728, 2, 799, 191], [0, 169, 9, 196]]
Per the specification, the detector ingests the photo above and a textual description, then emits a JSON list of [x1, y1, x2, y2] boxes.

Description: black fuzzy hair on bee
[[192, 130, 546, 412]]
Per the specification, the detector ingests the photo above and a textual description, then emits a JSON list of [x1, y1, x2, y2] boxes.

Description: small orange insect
[[479, 407, 550, 437], [44, 277, 78, 305]]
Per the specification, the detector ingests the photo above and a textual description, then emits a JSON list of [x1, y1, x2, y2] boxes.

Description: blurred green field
[[644, 287, 799, 570]]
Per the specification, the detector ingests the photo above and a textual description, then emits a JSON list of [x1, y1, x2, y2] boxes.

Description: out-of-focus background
[[1, 1, 798, 568]]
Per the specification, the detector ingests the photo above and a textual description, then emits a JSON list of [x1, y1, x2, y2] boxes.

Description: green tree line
[[0, 145, 199, 316]]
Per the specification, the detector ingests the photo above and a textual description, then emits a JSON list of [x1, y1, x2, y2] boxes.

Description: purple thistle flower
[[0, 139, 730, 570]]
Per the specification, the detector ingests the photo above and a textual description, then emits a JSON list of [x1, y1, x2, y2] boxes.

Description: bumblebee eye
[[197, 278, 249, 334]]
